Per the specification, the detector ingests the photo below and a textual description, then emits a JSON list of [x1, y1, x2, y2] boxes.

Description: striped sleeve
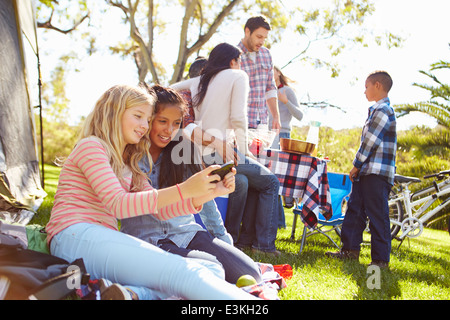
[[72, 139, 198, 220]]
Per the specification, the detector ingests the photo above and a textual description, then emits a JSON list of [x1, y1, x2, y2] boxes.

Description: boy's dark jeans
[[340, 174, 392, 262]]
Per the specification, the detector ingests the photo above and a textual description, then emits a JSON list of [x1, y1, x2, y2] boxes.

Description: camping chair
[[294, 172, 352, 254]]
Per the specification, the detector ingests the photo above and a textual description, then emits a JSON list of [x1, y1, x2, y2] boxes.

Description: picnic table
[[256, 149, 333, 238]]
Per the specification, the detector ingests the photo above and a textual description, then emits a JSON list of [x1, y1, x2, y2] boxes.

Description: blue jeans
[[50, 223, 256, 300], [340, 174, 392, 262], [270, 131, 291, 150], [158, 230, 262, 283], [226, 155, 281, 251]]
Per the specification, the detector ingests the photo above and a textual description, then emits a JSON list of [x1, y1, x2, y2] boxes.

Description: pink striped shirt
[[46, 136, 200, 244]]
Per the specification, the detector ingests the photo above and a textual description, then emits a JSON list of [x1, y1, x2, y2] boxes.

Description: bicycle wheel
[[389, 191, 404, 239]]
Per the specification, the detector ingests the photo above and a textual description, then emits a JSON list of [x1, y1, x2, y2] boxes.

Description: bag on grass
[[0, 221, 89, 300], [0, 244, 88, 300]]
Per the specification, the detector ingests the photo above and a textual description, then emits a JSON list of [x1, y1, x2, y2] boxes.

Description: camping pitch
[[0, 0, 46, 224]]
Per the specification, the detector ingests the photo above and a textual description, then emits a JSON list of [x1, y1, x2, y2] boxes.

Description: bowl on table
[[280, 138, 315, 155]]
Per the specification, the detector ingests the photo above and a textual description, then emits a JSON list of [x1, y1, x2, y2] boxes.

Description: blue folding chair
[[294, 172, 352, 254]]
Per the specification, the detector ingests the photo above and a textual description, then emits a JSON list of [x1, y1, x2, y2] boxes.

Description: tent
[[0, 0, 46, 222]]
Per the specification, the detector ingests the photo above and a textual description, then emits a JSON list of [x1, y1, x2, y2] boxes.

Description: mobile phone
[[210, 161, 235, 183]]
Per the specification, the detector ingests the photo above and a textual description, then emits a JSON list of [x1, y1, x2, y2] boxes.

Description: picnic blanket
[[239, 263, 292, 300]]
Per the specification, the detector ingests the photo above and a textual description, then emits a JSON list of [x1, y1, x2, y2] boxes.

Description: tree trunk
[[170, 0, 243, 84]]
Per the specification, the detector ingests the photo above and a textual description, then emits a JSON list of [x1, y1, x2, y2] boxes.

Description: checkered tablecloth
[[258, 149, 332, 229]]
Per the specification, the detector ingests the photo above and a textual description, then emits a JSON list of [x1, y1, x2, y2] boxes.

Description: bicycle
[[388, 170, 450, 246]]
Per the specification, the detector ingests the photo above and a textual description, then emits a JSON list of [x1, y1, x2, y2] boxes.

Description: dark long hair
[[193, 43, 241, 109], [149, 84, 203, 188]]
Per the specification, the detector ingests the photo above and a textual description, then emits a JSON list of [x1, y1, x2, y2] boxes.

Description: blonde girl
[[46, 84, 255, 300]]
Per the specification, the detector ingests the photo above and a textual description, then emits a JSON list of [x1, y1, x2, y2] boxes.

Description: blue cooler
[[194, 195, 228, 229]]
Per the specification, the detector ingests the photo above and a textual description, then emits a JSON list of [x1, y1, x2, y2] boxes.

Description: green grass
[[32, 164, 450, 300], [31, 164, 60, 226], [248, 209, 450, 300]]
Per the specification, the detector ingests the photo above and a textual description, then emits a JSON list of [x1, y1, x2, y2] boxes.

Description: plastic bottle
[[306, 120, 321, 156]]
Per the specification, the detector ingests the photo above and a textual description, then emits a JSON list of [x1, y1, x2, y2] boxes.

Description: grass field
[[253, 210, 450, 300], [32, 164, 450, 300]]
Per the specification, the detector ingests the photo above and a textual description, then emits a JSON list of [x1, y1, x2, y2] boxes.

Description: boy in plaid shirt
[[327, 71, 396, 268]]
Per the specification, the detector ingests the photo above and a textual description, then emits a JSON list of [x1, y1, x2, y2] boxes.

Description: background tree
[[34, 0, 404, 162], [36, 54, 82, 164], [279, 0, 403, 77], [34, 0, 404, 161], [37, 0, 90, 34], [105, 0, 288, 83], [35, 1, 90, 164], [395, 58, 450, 129], [394, 56, 450, 158], [36, 0, 402, 85], [393, 55, 450, 229]]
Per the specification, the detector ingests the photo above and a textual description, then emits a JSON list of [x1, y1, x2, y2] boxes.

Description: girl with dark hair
[[121, 84, 262, 285], [172, 42, 249, 160], [47, 84, 257, 300], [171, 43, 282, 256], [193, 43, 242, 109]]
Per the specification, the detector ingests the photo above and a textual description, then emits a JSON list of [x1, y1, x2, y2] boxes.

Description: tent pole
[[36, 55, 44, 188]]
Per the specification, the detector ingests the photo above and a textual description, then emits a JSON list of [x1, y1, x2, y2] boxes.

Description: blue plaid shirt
[[353, 97, 397, 185]]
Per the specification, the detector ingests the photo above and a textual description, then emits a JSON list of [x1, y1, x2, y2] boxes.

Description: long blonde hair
[[80, 84, 156, 191]]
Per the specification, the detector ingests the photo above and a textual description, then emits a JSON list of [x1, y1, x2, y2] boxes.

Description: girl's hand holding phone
[[213, 168, 236, 197], [180, 165, 221, 199]]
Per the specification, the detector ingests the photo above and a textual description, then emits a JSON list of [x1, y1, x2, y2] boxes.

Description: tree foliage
[[37, 0, 90, 34], [394, 52, 450, 160], [36, 0, 402, 84], [34, 0, 405, 163], [395, 58, 450, 129], [280, 0, 403, 77], [35, 115, 81, 164], [104, 0, 287, 83]]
